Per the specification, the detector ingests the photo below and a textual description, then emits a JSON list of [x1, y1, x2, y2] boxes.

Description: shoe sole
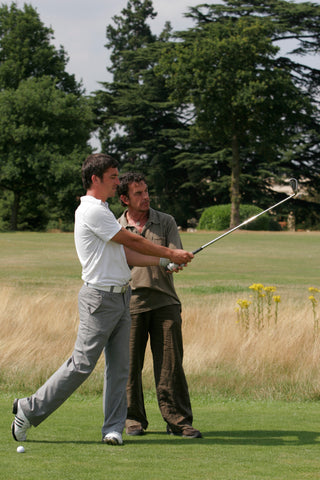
[[11, 422, 18, 441], [126, 429, 145, 436], [11, 399, 19, 441], [103, 438, 123, 445], [168, 432, 203, 438], [167, 426, 203, 439]]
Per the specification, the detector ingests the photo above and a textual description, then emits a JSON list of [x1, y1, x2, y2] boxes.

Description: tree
[[0, 3, 93, 230], [158, 0, 320, 227], [0, 2, 81, 93], [0, 77, 93, 230], [94, 0, 202, 225]]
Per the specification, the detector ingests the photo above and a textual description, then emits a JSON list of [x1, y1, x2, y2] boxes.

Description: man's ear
[[120, 194, 129, 206], [91, 174, 100, 185]]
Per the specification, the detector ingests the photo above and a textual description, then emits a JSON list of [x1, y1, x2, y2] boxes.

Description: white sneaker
[[11, 399, 31, 442], [102, 431, 123, 445]]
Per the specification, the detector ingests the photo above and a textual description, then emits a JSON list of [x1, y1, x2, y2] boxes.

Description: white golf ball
[[17, 445, 25, 453]]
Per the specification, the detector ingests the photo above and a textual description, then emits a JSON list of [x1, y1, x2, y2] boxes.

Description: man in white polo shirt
[[11, 153, 193, 446]]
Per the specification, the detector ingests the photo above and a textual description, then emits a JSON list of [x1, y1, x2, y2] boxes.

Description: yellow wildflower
[[264, 286, 276, 293], [309, 295, 318, 305], [249, 283, 264, 292], [309, 287, 320, 293], [237, 299, 252, 309], [273, 295, 281, 303]]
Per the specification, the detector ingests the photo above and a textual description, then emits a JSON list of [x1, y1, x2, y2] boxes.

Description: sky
[[3, 0, 319, 95], [4, 0, 204, 94]]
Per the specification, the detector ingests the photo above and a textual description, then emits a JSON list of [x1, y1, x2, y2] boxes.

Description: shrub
[[198, 204, 271, 231]]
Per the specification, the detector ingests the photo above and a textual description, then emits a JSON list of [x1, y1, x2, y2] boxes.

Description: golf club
[[166, 178, 299, 271]]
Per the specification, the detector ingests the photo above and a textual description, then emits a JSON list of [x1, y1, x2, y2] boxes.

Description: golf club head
[[289, 178, 298, 194]]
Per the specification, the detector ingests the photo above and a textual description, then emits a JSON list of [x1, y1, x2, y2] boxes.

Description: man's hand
[[169, 249, 193, 265], [165, 262, 186, 272], [169, 263, 185, 273]]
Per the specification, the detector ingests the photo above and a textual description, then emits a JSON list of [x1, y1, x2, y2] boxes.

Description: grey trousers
[[20, 284, 131, 438]]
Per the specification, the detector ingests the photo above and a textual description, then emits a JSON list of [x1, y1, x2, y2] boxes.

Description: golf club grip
[[166, 247, 203, 270], [166, 262, 182, 271]]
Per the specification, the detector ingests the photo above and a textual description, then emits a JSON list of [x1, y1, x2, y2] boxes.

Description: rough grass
[[1, 231, 320, 480], [1, 285, 319, 400]]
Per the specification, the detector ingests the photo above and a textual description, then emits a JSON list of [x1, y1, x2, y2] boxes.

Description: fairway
[[176, 230, 320, 294], [1, 393, 320, 480], [0, 230, 319, 292]]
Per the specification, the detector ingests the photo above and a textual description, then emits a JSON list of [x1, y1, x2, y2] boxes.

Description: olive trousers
[[126, 304, 193, 432]]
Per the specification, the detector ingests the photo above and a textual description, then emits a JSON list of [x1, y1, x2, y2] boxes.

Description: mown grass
[[1, 393, 320, 480], [176, 230, 320, 293], [1, 230, 319, 291], [0, 232, 81, 291]]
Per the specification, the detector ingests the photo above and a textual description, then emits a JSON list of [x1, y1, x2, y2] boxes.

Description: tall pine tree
[[94, 0, 204, 225], [158, 0, 320, 227]]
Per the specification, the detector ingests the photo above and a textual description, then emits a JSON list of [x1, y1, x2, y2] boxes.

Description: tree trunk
[[10, 190, 20, 231], [230, 134, 241, 228]]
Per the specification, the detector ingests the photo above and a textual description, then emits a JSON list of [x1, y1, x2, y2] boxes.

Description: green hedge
[[198, 204, 274, 231]]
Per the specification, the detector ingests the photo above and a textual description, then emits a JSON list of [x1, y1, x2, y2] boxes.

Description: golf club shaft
[[166, 182, 298, 271], [193, 192, 296, 254]]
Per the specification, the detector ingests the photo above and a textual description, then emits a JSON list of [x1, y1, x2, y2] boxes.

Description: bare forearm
[[124, 247, 160, 267], [112, 228, 193, 265]]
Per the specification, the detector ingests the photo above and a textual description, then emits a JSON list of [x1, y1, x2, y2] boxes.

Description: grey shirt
[[118, 208, 181, 313]]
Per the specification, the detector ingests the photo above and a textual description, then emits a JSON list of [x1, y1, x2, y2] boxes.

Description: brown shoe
[[181, 426, 202, 438], [125, 421, 145, 436], [166, 424, 202, 438]]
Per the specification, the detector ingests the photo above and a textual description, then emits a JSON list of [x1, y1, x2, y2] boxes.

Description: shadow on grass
[[201, 430, 320, 446], [27, 430, 320, 446]]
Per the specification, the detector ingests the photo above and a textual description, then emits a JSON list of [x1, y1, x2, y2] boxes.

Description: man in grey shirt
[[118, 172, 202, 438]]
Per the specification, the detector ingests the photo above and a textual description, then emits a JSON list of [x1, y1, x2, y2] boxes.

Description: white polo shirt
[[74, 195, 131, 288]]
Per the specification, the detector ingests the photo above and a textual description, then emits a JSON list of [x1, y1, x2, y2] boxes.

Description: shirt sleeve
[[166, 216, 183, 250], [85, 203, 121, 242]]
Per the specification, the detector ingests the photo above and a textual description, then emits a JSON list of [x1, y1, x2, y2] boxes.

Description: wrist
[[159, 257, 170, 267]]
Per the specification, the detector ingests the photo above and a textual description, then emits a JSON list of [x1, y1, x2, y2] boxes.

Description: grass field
[[1, 393, 320, 480], [1, 231, 320, 479], [1, 231, 320, 399], [1, 230, 319, 291]]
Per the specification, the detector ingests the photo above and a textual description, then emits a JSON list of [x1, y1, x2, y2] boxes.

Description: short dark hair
[[82, 153, 119, 190], [117, 172, 146, 206]]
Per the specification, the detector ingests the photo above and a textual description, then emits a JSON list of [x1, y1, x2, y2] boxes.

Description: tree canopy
[[0, 3, 93, 230], [95, 0, 320, 228], [0, 0, 319, 231], [0, 2, 81, 93], [94, 0, 198, 221]]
